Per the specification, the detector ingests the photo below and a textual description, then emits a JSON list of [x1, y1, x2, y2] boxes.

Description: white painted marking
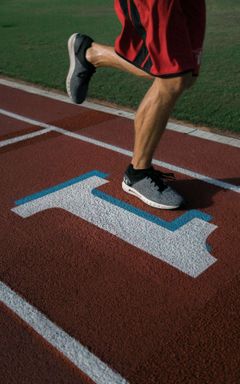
[[0, 107, 239, 194], [1, 77, 240, 148], [190, 129, 240, 148], [0, 108, 57, 131], [167, 122, 196, 134], [0, 282, 129, 384], [152, 159, 240, 194], [12, 175, 217, 277], [0, 128, 51, 148]]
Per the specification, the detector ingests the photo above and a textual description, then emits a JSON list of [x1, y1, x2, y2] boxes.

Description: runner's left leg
[[131, 74, 196, 169]]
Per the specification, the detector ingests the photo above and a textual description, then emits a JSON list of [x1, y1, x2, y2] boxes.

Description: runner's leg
[[85, 0, 204, 169], [86, 43, 153, 79], [86, 44, 196, 169], [132, 74, 196, 169]]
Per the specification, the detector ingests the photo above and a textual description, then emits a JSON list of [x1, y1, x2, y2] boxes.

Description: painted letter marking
[[12, 171, 217, 277]]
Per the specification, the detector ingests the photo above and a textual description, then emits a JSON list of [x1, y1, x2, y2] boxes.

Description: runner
[[66, 0, 206, 210]]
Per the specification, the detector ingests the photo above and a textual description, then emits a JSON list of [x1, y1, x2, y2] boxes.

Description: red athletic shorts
[[114, 0, 206, 77]]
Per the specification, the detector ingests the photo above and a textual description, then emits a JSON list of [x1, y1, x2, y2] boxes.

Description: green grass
[[0, 0, 239, 132]]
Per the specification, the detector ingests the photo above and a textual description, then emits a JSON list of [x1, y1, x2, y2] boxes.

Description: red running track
[[0, 82, 240, 384]]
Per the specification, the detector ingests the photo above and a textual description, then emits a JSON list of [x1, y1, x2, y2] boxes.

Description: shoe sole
[[122, 181, 180, 210], [66, 33, 78, 101]]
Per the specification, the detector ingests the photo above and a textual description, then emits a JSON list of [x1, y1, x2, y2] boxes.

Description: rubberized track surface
[[0, 81, 240, 384]]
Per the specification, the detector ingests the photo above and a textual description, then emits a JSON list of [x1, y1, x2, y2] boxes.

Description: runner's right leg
[[86, 43, 153, 79], [66, 34, 152, 104], [85, 42, 195, 169]]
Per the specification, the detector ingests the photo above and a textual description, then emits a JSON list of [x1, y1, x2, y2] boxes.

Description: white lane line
[[189, 129, 240, 147], [0, 108, 239, 194], [1, 77, 240, 148], [0, 128, 52, 148], [0, 108, 57, 131], [0, 282, 129, 384]]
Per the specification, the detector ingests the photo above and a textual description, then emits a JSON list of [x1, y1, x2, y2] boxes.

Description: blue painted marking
[[206, 243, 212, 253], [15, 171, 108, 206], [92, 189, 212, 231], [15, 170, 212, 232]]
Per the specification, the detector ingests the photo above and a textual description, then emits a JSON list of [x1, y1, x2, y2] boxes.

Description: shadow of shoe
[[170, 177, 240, 210]]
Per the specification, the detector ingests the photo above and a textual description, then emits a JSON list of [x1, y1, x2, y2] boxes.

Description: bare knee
[[155, 73, 197, 98]]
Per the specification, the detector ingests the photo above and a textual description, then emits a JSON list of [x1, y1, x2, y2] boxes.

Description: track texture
[[0, 83, 240, 384]]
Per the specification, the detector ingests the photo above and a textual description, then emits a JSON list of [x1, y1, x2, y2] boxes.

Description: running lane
[[0, 82, 240, 384]]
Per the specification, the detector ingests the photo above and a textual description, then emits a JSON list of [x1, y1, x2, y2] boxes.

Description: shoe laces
[[146, 167, 175, 192]]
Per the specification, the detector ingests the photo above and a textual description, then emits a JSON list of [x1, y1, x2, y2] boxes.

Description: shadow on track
[[172, 177, 240, 210]]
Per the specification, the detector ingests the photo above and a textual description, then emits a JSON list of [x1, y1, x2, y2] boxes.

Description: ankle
[[86, 43, 101, 67], [131, 161, 152, 170]]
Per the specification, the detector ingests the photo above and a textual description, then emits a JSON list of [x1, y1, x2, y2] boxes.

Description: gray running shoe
[[122, 164, 184, 210], [66, 33, 96, 104]]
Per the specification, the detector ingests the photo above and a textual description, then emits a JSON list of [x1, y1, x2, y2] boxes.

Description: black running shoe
[[66, 33, 96, 104]]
